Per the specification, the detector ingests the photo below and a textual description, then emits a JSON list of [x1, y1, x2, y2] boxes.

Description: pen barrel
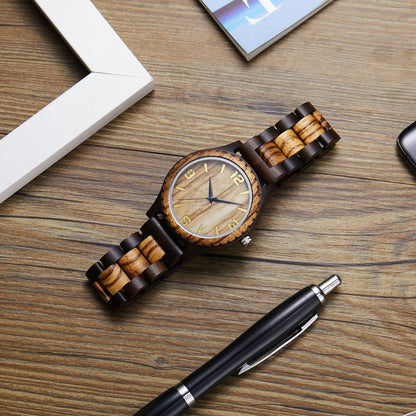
[[133, 387, 189, 416], [183, 286, 322, 399]]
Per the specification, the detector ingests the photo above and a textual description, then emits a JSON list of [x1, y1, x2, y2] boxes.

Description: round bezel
[[161, 149, 262, 247]]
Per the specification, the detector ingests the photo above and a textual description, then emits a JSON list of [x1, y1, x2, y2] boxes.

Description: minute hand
[[210, 197, 241, 205]]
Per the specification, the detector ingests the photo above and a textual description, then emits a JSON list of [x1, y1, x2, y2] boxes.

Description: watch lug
[[216, 141, 243, 153], [261, 181, 276, 200], [146, 190, 163, 217]]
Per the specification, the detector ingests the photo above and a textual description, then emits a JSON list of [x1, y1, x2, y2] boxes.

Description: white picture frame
[[0, 0, 154, 204]]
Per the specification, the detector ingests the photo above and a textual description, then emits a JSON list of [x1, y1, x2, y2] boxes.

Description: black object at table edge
[[397, 121, 416, 173]]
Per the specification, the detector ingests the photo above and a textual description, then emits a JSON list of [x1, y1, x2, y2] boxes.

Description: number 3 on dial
[[227, 219, 239, 229]]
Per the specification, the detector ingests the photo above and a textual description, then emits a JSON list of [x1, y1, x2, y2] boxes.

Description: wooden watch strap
[[239, 102, 340, 185], [86, 102, 340, 309], [86, 216, 183, 309]]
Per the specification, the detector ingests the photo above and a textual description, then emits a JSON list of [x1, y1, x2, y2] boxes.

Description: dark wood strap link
[[239, 102, 340, 185], [86, 218, 183, 309]]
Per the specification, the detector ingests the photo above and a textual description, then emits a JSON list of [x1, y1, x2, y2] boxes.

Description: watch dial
[[168, 156, 253, 238]]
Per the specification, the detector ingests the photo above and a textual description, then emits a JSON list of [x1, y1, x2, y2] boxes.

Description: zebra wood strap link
[[86, 216, 183, 309], [86, 102, 340, 309], [239, 102, 340, 185]]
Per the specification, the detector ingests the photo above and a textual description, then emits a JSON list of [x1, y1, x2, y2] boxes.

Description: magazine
[[199, 0, 335, 60]]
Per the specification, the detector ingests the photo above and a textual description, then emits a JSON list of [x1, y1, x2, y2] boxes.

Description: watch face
[[161, 150, 261, 247]]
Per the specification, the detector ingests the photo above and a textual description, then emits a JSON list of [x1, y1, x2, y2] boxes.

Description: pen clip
[[237, 314, 319, 375]]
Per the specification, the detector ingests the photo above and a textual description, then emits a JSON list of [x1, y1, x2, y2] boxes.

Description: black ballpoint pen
[[133, 275, 341, 416]]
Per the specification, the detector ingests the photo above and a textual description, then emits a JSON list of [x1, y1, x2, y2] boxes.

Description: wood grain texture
[[273, 129, 304, 157], [0, 0, 415, 415], [292, 115, 324, 144], [118, 248, 149, 278], [258, 140, 287, 167]]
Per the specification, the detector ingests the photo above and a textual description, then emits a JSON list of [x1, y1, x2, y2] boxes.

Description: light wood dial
[[161, 150, 261, 247]]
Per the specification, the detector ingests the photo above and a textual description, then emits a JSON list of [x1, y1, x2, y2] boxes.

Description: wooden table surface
[[1, 1, 415, 415]]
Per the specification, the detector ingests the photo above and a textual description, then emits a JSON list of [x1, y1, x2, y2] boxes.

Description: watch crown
[[240, 236, 252, 247]]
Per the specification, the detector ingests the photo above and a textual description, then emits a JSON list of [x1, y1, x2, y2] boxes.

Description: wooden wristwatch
[[86, 102, 340, 309]]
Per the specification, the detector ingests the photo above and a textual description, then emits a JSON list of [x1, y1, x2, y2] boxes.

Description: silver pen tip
[[318, 275, 341, 295]]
